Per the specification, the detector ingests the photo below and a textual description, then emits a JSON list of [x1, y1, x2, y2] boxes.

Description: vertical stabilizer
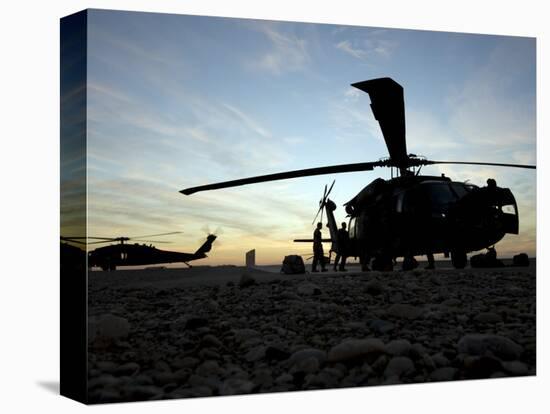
[[195, 234, 217, 256]]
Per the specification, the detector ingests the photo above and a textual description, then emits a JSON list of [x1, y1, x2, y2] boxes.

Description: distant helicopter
[[61, 232, 217, 271], [179, 77, 535, 271]]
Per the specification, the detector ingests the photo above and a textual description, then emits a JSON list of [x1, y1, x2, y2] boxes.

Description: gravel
[[87, 266, 535, 403]]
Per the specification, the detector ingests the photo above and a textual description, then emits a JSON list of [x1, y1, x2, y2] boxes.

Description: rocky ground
[[87, 265, 536, 404]]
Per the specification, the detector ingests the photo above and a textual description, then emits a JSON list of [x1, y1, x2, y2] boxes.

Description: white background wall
[[0, 0, 548, 412]]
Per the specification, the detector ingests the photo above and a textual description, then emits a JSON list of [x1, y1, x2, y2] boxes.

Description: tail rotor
[[311, 179, 335, 225]]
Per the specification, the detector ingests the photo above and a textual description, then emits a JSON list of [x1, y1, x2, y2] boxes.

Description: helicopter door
[[348, 217, 357, 239], [417, 182, 458, 246], [496, 189, 519, 234]]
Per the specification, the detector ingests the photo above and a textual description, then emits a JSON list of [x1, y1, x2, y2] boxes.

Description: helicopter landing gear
[[451, 249, 467, 269], [360, 251, 371, 271], [372, 253, 394, 271], [100, 261, 117, 271], [402, 255, 419, 271]]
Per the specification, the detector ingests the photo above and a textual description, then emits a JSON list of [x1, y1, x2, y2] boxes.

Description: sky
[[83, 9, 536, 265]]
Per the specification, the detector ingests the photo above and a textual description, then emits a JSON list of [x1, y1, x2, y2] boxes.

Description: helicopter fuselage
[[326, 174, 519, 268], [88, 235, 216, 271], [88, 244, 205, 270]]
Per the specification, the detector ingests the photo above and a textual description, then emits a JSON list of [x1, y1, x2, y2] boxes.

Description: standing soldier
[[312, 222, 327, 272], [334, 222, 349, 271]]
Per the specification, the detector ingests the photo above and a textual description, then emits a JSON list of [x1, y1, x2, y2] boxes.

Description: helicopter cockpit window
[[502, 204, 517, 215], [422, 183, 456, 212], [450, 183, 468, 199]]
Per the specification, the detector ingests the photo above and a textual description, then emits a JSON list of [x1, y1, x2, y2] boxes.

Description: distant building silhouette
[[246, 249, 256, 268]]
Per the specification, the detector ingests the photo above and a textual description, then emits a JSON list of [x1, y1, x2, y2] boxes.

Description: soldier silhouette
[[334, 222, 349, 271], [312, 222, 327, 272], [425, 252, 435, 269]]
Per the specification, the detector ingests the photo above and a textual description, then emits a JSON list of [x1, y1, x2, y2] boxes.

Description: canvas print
[[60, 9, 536, 404]]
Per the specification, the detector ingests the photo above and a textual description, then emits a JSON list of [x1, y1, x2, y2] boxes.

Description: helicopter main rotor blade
[[425, 160, 536, 169], [62, 236, 116, 241], [132, 239, 172, 243], [351, 78, 407, 166], [181, 161, 382, 195], [60, 238, 87, 245], [87, 240, 117, 245], [130, 231, 183, 239]]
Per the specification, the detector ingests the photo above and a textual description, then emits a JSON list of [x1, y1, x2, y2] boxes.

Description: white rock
[[387, 304, 424, 320], [502, 360, 528, 375], [291, 356, 320, 374], [245, 346, 267, 362], [195, 360, 224, 377], [430, 367, 457, 381], [288, 348, 327, 366], [457, 334, 523, 360], [275, 373, 293, 384], [297, 282, 322, 296], [328, 338, 385, 362], [474, 312, 502, 324], [90, 314, 130, 342], [384, 356, 415, 379], [233, 328, 260, 342], [220, 379, 256, 395], [385, 339, 412, 356]]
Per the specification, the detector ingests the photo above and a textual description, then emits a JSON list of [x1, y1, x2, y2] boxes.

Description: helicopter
[[61, 231, 217, 271], [179, 77, 535, 271]]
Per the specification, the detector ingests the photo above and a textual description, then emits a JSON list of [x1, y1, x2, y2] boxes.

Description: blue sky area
[[85, 9, 536, 264]]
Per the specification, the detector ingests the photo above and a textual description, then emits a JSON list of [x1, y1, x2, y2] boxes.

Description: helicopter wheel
[[451, 249, 467, 269], [360, 253, 371, 271], [372, 253, 393, 272], [402, 255, 419, 271]]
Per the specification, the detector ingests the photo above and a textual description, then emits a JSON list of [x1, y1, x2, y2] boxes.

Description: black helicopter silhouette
[[180, 77, 535, 271], [61, 232, 217, 271]]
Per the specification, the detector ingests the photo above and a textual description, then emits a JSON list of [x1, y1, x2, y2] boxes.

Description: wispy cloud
[[446, 39, 535, 150], [329, 88, 385, 145], [88, 175, 317, 265], [222, 103, 271, 138], [251, 22, 310, 75], [336, 40, 369, 60], [335, 34, 397, 62]]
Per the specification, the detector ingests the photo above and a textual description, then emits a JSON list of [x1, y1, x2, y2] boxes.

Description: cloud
[[222, 103, 271, 138], [446, 39, 535, 150], [87, 174, 318, 265], [252, 23, 310, 75], [329, 88, 385, 145], [87, 81, 287, 178], [335, 34, 397, 62], [405, 109, 462, 155], [336, 40, 369, 60], [344, 87, 363, 99]]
